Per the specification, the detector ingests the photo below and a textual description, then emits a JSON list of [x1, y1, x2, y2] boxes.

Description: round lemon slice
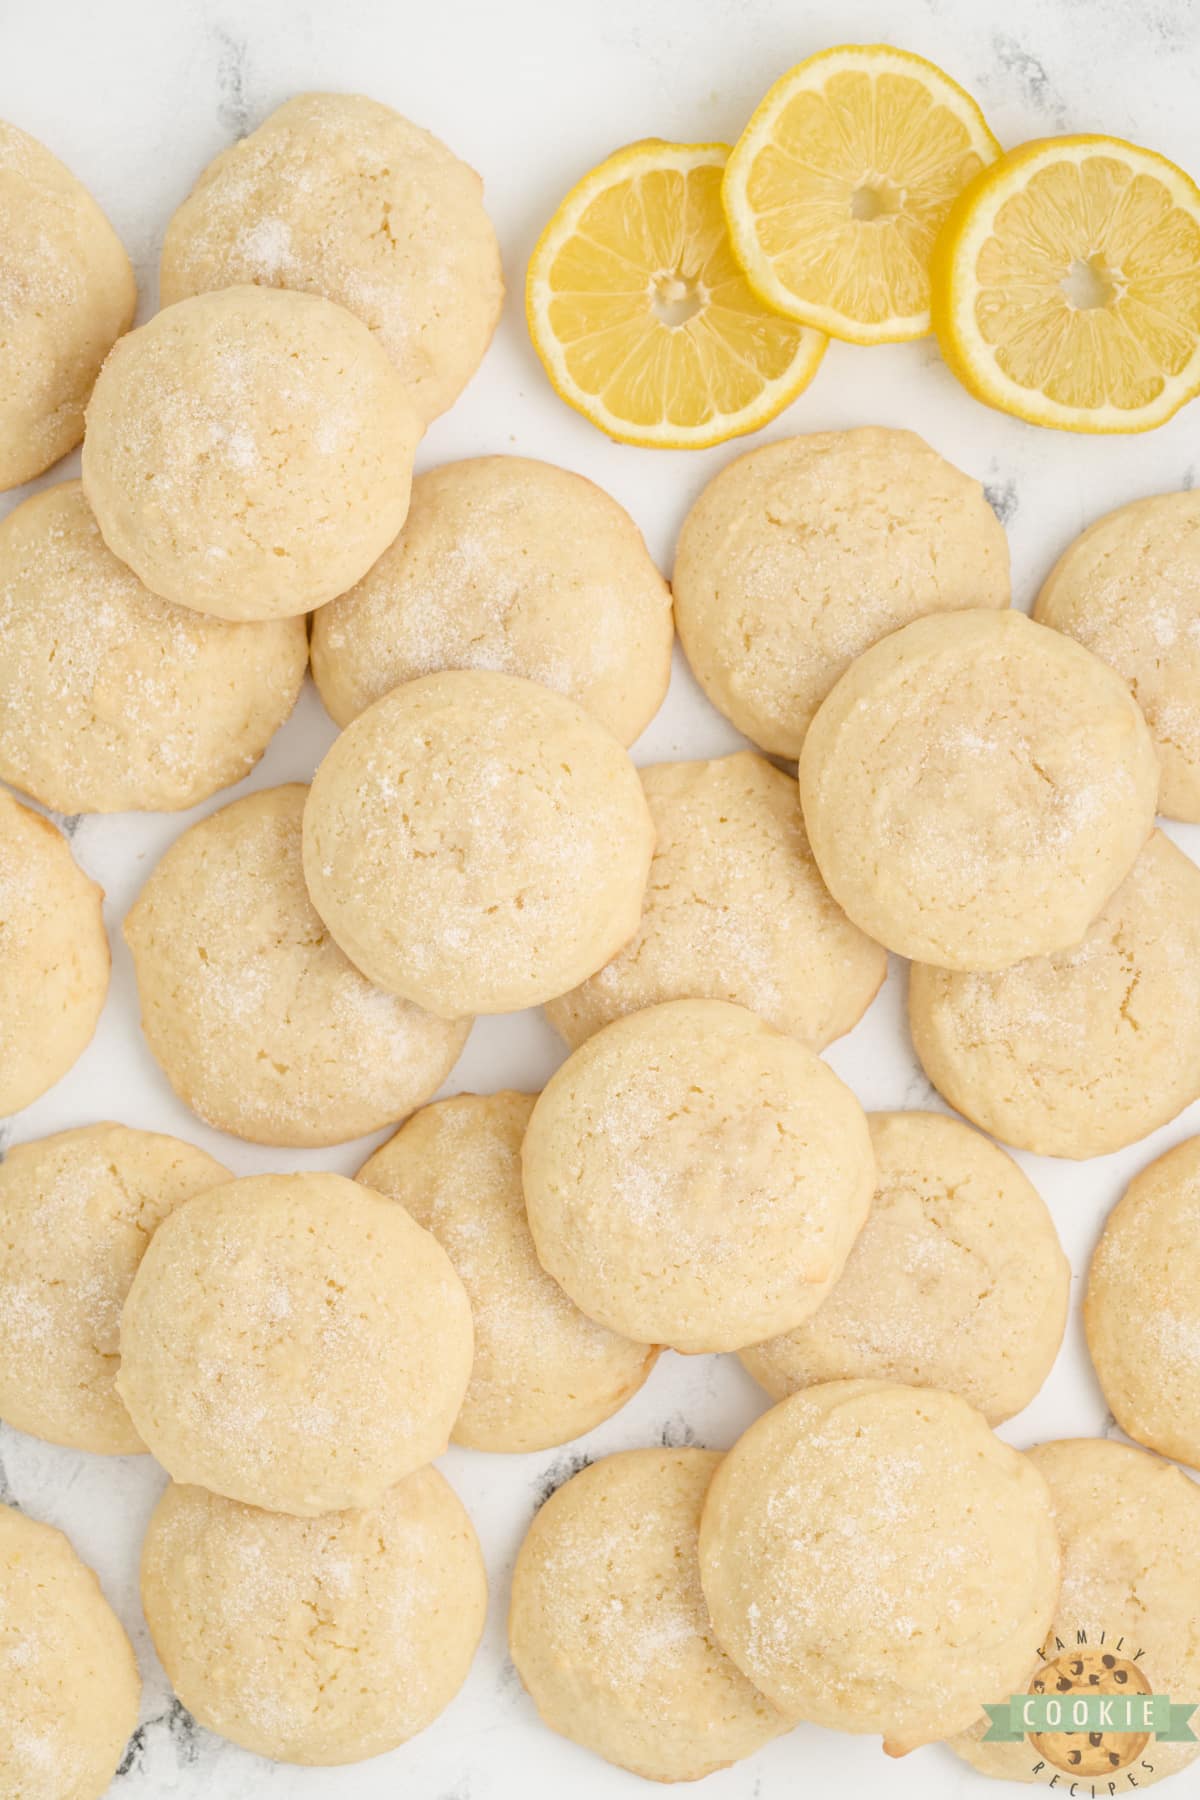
[[932, 134, 1200, 432], [722, 45, 999, 343], [526, 140, 826, 449]]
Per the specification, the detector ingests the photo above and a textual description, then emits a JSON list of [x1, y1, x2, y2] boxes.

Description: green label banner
[[983, 1693, 1198, 1743]]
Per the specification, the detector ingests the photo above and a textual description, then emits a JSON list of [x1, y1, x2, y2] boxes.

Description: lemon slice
[[932, 134, 1200, 432], [722, 45, 999, 344], [526, 140, 826, 449]]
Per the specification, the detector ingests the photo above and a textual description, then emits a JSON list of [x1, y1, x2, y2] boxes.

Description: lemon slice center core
[[850, 176, 905, 223], [650, 270, 707, 328], [1061, 254, 1124, 311]]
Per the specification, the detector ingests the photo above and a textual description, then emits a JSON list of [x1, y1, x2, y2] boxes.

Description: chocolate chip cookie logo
[[983, 1630, 1197, 1789]]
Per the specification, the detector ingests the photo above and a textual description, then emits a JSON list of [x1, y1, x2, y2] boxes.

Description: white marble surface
[[2, 0, 1200, 1794]]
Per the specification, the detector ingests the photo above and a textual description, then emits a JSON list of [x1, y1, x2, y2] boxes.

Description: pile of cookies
[[1, 86, 1199, 1800]]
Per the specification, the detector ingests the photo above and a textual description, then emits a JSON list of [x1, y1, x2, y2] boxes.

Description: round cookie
[[1035, 491, 1200, 823], [799, 609, 1159, 970], [509, 1449, 788, 1781], [697, 1380, 1061, 1753], [740, 1112, 1069, 1424], [0, 788, 108, 1115], [951, 1438, 1200, 1788], [0, 483, 307, 813], [521, 998, 875, 1354], [1085, 1138, 1200, 1471], [160, 92, 503, 425], [0, 1123, 228, 1454], [81, 285, 420, 622], [124, 784, 470, 1146], [302, 670, 655, 1017], [673, 428, 1010, 758], [0, 120, 135, 491], [546, 752, 886, 1050], [141, 1470, 485, 1766], [117, 1171, 473, 1516], [910, 832, 1200, 1159], [357, 1091, 658, 1452], [310, 456, 672, 742], [0, 1504, 140, 1800]]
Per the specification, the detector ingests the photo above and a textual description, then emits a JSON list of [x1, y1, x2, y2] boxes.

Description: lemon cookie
[[357, 1091, 658, 1451], [910, 832, 1200, 1159], [673, 428, 1009, 757], [546, 752, 886, 1050], [141, 1470, 485, 1766], [160, 92, 503, 425], [0, 1505, 140, 1800], [118, 1172, 472, 1516], [310, 456, 672, 741], [303, 670, 654, 1016], [0, 120, 135, 491], [522, 999, 874, 1353], [951, 1438, 1200, 1788], [509, 1449, 788, 1781], [0, 1124, 227, 1454], [0, 484, 307, 813], [799, 609, 1158, 970], [125, 785, 469, 1146], [1035, 491, 1200, 823], [1085, 1138, 1200, 1471], [82, 285, 419, 622], [740, 1112, 1069, 1424], [0, 789, 108, 1116], [698, 1380, 1061, 1752]]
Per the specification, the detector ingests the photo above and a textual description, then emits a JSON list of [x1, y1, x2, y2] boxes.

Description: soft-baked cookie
[[1035, 491, 1200, 822], [82, 285, 420, 621], [0, 1123, 228, 1454], [698, 1380, 1061, 1753], [142, 1471, 485, 1765], [357, 1091, 658, 1451], [303, 670, 655, 1016], [509, 1448, 788, 1782], [909, 832, 1200, 1159], [0, 789, 108, 1115], [522, 998, 875, 1353], [546, 752, 886, 1050], [799, 609, 1159, 970], [1085, 1138, 1200, 1471], [118, 1172, 473, 1516], [125, 785, 469, 1146], [740, 1112, 1069, 1424], [0, 120, 135, 491], [0, 484, 307, 813], [310, 456, 672, 742], [160, 92, 503, 425], [673, 428, 1009, 757], [950, 1438, 1200, 1788], [0, 1504, 140, 1800]]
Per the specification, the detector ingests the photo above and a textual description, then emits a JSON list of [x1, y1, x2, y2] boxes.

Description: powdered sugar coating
[[0, 120, 135, 490], [358, 1091, 657, 1451], [546, 752, 886, 1049], [141, 1470, 485, 1765], [910, 831, 1200, 1158], [0, 1123, 228, 1454], [159, 92, 503, 425], [118, 1171, 473, 1515], [82, 285, 420, 622], [124, 784, 469, 1146], [522, 998, 875, 1353], [310, 456, 671, 742], [800, 609, 1159, 970], [0, 483, 307, 813], [1036, 491, 1200, 823], [302, 670, 655, 1016], [698, 1380, 1061, 1751]]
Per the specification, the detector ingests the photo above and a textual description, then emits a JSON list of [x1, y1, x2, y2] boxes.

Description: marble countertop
[[2, 0, 1199, 1794]]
